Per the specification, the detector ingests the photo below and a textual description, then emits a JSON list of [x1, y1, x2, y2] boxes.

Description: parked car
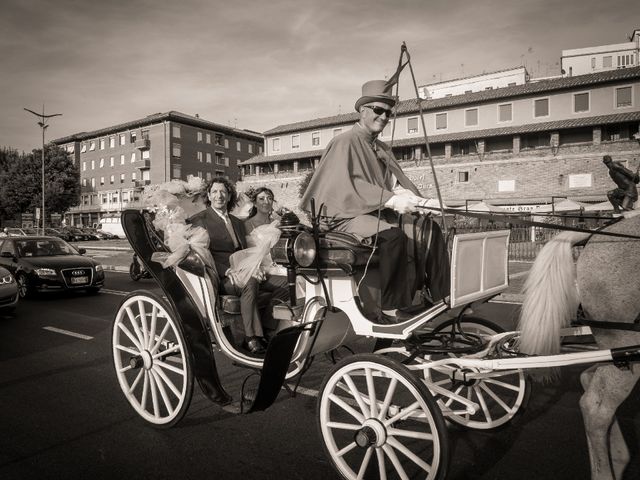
[[5, 227, 38, 237], [59, 227, 93, 242], [0, 236, 104, 297], [0, 266, 18, 313], [93, 230, 119, 240], [44, 228, 74, 242], [78, 228, 101, 241]]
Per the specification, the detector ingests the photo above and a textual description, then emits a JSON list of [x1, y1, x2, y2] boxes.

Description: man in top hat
[[300, 80, 430, 322]]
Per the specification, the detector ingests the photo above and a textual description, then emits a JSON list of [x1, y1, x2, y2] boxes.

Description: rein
[[418, 207, 640, 241]]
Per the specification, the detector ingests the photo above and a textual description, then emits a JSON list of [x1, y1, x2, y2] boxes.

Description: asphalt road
[[0, 272, 638, 480]]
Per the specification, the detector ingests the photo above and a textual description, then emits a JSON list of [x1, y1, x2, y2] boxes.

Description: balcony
[[134, 180, 151, 188], [136, 159, 151, 169], [81, 185, 95, 193], [134, 138, 150, 150]]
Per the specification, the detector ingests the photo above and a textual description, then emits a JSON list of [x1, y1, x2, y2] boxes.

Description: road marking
[[102, 288, 129, 296], [284, 385, 318, 398], [489, 299, 523, 305], [43, 326, 93, 340]]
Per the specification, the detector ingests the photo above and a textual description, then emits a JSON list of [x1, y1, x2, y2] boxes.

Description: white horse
[[518, 213, 640, 480]]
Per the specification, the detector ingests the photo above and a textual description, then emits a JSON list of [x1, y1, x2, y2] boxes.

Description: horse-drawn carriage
[[112, 207, 640, 480]]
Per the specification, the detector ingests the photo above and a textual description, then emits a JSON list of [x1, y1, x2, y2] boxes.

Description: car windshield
[[15, 238, 78, 257]]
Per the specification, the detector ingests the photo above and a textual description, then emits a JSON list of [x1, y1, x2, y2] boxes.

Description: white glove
[[385, 194, 422, 214]]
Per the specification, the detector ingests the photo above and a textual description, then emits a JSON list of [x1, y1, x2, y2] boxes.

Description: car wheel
[[16, 273, 32, 299]]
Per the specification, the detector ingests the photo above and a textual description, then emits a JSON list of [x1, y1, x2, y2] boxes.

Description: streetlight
[[24, 106, 62, 235]]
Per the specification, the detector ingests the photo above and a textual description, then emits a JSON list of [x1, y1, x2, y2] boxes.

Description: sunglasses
[[362, 105, 393, 117]]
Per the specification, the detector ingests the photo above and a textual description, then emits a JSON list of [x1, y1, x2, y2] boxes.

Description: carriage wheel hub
[[355, 419, 386, 448]]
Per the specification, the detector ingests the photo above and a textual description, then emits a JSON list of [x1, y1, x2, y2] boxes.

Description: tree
[[0, 148, 21, 222], [2, 144, 80, 222]]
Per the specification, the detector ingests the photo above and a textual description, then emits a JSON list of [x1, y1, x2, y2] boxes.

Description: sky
[[0, 0, 636, 152]]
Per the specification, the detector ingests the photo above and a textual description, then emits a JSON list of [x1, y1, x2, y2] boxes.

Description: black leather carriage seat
[[297, 230, 379, 276]]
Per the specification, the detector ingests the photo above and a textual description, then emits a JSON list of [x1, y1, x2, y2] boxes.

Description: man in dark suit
[[190, 177, 288, 354]]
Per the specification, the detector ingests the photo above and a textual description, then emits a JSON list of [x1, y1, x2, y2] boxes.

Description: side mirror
[[78, 248, 86, 255]]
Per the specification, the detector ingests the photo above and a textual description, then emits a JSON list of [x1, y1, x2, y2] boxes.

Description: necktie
[[223, 214, 240, 249]]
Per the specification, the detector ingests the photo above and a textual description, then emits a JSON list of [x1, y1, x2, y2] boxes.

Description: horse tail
[[518, 230, 591, 356]]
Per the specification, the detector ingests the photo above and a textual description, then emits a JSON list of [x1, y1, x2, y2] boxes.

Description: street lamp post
[[24, 106, 62, 235]]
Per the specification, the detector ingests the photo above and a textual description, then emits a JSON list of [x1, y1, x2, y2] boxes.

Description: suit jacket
[[189, 207, 247, 279]]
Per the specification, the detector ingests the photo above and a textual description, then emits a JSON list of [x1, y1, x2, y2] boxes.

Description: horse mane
[[518, 230, 591, 355]]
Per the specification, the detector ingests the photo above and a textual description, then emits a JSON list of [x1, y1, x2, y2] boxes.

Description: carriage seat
[[307, 230, 379, 274]]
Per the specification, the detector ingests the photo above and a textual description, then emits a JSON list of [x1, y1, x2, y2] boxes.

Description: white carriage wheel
[[425, 317, 527, 430], [112, 291, 194, 427], [317, 354, 449, 480]]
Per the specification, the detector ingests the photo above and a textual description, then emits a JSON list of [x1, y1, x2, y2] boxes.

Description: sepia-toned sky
[[0, 0, 635, 152]]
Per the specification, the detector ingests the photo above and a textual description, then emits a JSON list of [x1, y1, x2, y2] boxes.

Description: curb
[[78, 245, 132, 252], [103, 265, 130, 273]]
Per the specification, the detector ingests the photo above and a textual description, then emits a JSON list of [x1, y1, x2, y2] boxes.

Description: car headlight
[[293, 232, 316, 267], [35, 268, 57, 277], [0, 274, 14, 285], [95, 265, 103, 273]]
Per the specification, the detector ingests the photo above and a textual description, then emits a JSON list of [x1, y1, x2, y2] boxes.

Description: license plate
[[70, 276, 88, 285]]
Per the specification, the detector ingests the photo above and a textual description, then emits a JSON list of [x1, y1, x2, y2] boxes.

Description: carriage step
[[273, 302, 304, 321]]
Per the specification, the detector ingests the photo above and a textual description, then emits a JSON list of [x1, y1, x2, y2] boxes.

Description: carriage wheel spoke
[[153, 345, 182, 360], [118, 323, 143, 352], [387, 437, 432, 474], [479, 382, 511, 413], [328, 393, 365, 423], [382, 444, 410, 480], [387, 427, 434, 441], [376, 448, 387, 480], [138, 300, 148, 349], [343, 373, 371, 417], [125, 306, 145, 348], [483, 376, 521, 392], [377, 377, 398, 421], [325, 421, 361, 431], [141, 370, 150, 408], [115, 344, 139, 356], [473, 385, 492, 422], [148, 370, 161, 418], [335, 441, 358, 458], [128, 369, 144, 394], [155, 359, 185, 376], [356, 447, 373, 480], [383, 401, 420, 426], [150, 322, 171, 355], [365, 367, 378, 418], [147, 304, 159, 350], [152, 365, 182, 398], [444, 384, 464, 408], [150, 369, 175, 415], [118, 364, 133, 373]]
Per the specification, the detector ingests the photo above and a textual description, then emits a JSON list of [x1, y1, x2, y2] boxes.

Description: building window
[[206, 152, 211, 163], [435, 113, 447, 130], [81, 143, 87, 153], [82, 178, 87, 187], [131, 152, 136, 163], [91, 178, 95, 188], [102, 195, 107, 204], [603, 56, 612, 68], [197, 151, 203, 162], [206, 171, 212, 181], [197, 131, 203, 142], [172, 125, 181, 138], [99, 139, 105, 150], [559, 127, 592, 145], [248, 144, 253, 154], [215, 134, 223, 146], [109, 157, 114, 167], [464, 108, 478, 126], [172, 164, 181, 179], [272, 138, 280, 152], [110, 175, 114, 184], [172, 143, 181, 158], [91, 159, 95, 170], [206, 133, 211, 144], [109, 137, 115, 148], [82, 161, 86, 171], [142, 149, 150, 159], [407, 117, 419, 134], [224, 138, 229, 149], [333, 128, 342, 138], [100, 176, 104, 186], [534, 98, 549, 118], [89, 141, 96, 151], [215, 152, 225, 165], [311, 132, 320, 146], [120, 173, 125, 184], [458, 171, 469, 183], [591, 57, 596, 69], [498, 103, 512, 122], [616, 86, 632, 107], [291, 135, 300, 149], [120, 154, 125, 165], [236, 141, 241, 152], [99, 158, 104, 168], [573, 92, 590, 113], [197, 171, 203, 178], [130, 131, 137, 142], [132, 172, 137, 182], [119, 134, 126, 145]]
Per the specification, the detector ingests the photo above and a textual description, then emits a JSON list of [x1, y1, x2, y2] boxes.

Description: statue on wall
[[602, 155, 639, 213]]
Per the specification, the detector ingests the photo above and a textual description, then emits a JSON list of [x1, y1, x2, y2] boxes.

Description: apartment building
[[562, 29, 640, 76], [238, 66, 640, 214], [54, 111, 263, 227], [419, 67, 529, 100]]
